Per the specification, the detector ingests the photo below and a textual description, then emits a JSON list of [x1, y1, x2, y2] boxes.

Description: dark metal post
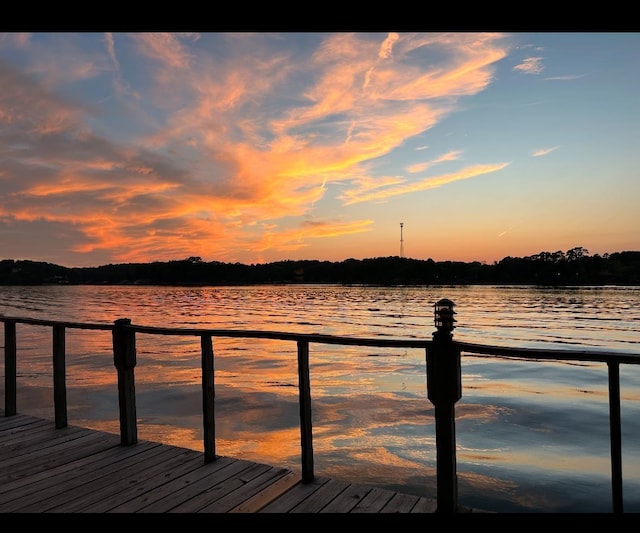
[[607, 360, 623, 513], [112, 318, 138, 445], [201, 334, 216, 463], [426, 299, 461, 513], [4, 319, 17, 417], [52, 324, 68, 428], [297, 339, 314, 482]]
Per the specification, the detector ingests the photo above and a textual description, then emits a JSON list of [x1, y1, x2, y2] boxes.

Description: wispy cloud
[[132, 32, 199, 69], [498, 223, 520, 238], [513, 57, 544, 75], [543, 74, 587, 81], [407, 150, 462, 174], [339, 162, 510, 206], [532, 146, 560, 157]]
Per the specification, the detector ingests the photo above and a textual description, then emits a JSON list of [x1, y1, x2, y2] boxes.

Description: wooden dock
[[0, 411, 484, 513]]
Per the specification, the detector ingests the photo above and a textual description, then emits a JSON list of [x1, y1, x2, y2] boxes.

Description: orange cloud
[[339, 162, 510, 206], [132, 32, 199, 69], [0, 32, 513, 265]]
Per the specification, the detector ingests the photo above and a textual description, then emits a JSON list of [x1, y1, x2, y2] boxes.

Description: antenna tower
[[399, 222, 404, 258]]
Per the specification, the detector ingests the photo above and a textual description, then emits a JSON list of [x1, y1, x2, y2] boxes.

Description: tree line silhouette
[[1, 247, 639, 286]]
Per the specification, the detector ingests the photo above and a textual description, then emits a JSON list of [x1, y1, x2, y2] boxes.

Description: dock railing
[[2, 302, 640, 513]]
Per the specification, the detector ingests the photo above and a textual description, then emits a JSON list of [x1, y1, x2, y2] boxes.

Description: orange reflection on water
[[216, 426, 303, 465], [348, 445, 429, 471], [466, 378, 611, 401], [456, 402, 514, 423]]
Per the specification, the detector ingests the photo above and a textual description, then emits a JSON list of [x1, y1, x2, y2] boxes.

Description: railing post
[[52, 324, 68, 428], [112, 318, 138, 445], [201, 333, 216, 463], [3, 319, 17, 417], [297, 339, 314, 482], [426, 299, 461, 513], [607, 360, 624, 513]]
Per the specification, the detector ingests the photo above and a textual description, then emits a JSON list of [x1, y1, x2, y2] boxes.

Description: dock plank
[[349, 486, 396, 512], [41, 447, 199, 513], [380, 491, 422, 513], [0, 431, 121, 482], [195, 465, 293, 513], [258, 477, 331, 513], [107, 456, 238, 513], [0, 440, 160, 496], [290, 478, 351, 513], [134, 457, 254, 513], [228, 471, 302, 513], [0, 413, 486, 513], [167, 461, 275, 512], [319, 484, 373, 513]]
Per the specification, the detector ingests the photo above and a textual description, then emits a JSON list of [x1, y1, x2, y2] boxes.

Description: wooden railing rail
[[2, 313, 639, 513]]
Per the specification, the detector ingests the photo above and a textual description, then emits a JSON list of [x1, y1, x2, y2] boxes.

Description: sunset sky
[[1, 32, 638, 268]]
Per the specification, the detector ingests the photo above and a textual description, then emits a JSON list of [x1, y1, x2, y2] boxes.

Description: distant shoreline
[[2, 250, 639, 286]]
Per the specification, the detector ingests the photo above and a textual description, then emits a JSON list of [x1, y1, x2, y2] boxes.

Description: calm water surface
[[1, 284, 639, 513]]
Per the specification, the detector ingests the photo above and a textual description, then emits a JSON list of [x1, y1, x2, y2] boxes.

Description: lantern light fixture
[[434, 298, 456, 332]]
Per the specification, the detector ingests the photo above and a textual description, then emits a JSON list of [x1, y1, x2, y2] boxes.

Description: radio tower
[[399, 222, 404, 258]]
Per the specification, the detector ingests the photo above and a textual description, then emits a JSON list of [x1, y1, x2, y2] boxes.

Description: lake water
[[1, 284, 639, 513]]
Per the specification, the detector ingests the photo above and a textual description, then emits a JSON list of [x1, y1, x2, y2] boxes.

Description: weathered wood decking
[[0, 412, 483, 513]]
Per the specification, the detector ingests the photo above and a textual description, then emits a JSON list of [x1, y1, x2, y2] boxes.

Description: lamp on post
[[427, 298, 461, 513], [434, 298, 456, 337]]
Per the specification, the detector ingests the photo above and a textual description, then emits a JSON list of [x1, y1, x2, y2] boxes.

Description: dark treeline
[[1, 247, 639, 286]]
